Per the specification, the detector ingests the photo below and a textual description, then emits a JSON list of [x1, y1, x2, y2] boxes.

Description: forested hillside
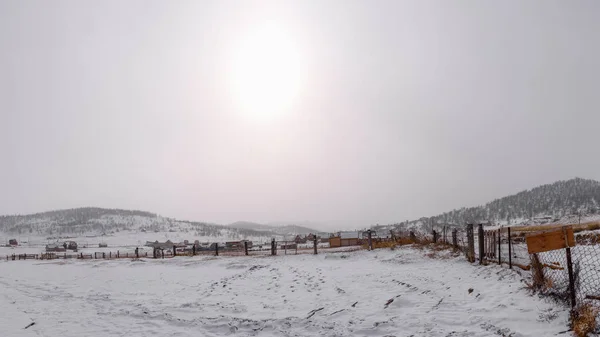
[[389, 178, 600, 231]]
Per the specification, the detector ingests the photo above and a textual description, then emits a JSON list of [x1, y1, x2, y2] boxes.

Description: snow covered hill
[[0, 207, 308, 239]]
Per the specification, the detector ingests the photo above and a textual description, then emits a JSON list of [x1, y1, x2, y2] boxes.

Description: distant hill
[[0, 207, 280, 238], [228, 221, 274, 231], [0, 207, 324, 239], [228, 221, 320, 236], [382, 177, 600, 232]]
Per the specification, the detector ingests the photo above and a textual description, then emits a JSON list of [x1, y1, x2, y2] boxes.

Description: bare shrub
[[528, 253, 546, 291], [572, 303, 599, 337]]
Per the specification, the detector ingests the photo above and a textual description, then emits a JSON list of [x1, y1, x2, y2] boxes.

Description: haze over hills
[[228, 221, 320, 236], [0, 208, 322, 238], [2, 178, 598, 238], [384, 177, 600, 232]]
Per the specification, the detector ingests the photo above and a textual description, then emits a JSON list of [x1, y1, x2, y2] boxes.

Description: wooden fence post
[[452, 229, 458, 248], [432, 230, 437, 243], [478, 224, 484, 264], [508, 227, 512, 269], [102, 252, 105, 259], [215, 243, 219, 256], [498, 229, 501, 265], [313, 237, 318, 255], [271, 238, 276, 256], [173, 245, 177, 257], [440, 227, 444, 244], [368, 230, 373, 250], [244, 241, 248, 256]]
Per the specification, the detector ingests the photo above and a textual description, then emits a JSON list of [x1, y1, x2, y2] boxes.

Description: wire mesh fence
[[530, 249, 574, 306], [573, 244, 600, 306]]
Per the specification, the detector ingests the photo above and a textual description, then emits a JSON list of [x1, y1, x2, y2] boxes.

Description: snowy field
[[1, 246, 569, 337]]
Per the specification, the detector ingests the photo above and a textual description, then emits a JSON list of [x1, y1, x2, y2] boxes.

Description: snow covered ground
[[1, 246, 569, 337]]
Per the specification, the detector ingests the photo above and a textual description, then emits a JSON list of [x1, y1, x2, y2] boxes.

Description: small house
[[145, 240, 175, 250], [209, 242, 226, 250], [226, 241, 244, 249], [294, 235, 307, 244], [46, 243, 66, 252], [8, 239, 17, 246], [64, 241, 78, 250]]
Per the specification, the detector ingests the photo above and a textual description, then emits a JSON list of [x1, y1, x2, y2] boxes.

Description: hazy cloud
[[1, 0, 600, 229]]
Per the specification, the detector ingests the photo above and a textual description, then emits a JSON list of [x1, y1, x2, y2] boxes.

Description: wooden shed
[[329, 232, 360, 248]]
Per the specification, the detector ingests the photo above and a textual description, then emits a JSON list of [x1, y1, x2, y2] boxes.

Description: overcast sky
[[1, 1, 600, 230]]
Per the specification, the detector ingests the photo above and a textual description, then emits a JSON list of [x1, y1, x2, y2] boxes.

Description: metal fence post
[[566, 247, 576, 309], [478, 224, 484, 264], [508, 227, 512, 269]]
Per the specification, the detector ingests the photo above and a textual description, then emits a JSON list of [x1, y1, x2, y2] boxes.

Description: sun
[[228, 23, 304, 123]]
